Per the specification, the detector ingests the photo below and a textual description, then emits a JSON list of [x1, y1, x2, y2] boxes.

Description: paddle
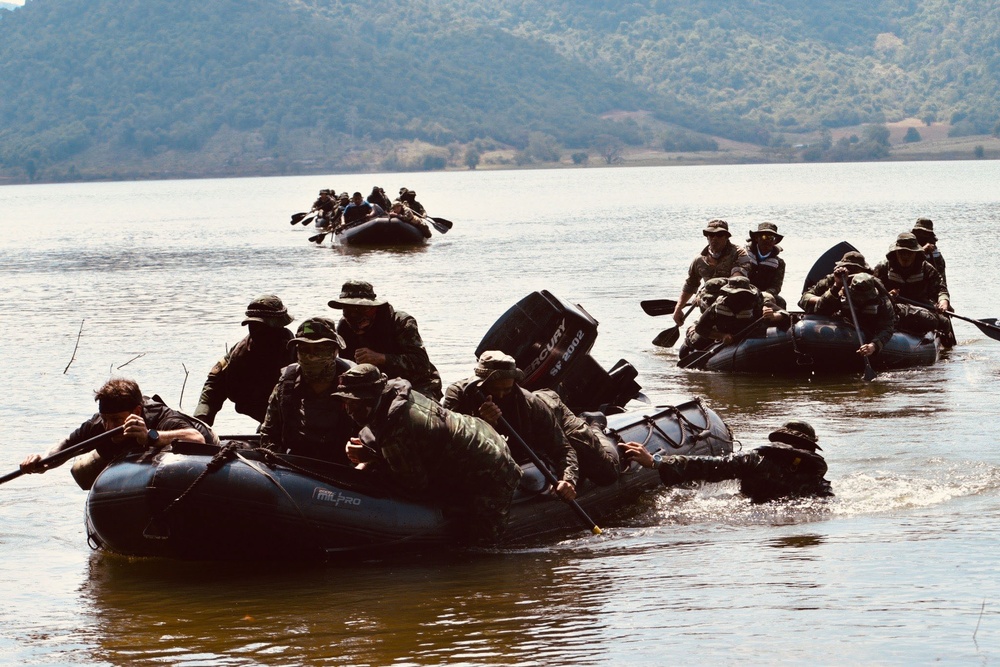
[[640, 299, 678, 317], [895, 296, 1000, 341], [473, 388, 602, 535], [0, 425, 125, 485], [678, 314, 769, 370], [290, 211, 309, 225], [803, 241, 858, 294], [652, 303, 694, 348], [428, 216, 452, 234], [843, 279, 878, 382], [308, 230, 331, 244]]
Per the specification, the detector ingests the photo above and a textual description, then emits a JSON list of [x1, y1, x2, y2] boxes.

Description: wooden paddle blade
[[652, 326, 680, 348], [641, 299, 678, 316], [429, 217, 452, 234]]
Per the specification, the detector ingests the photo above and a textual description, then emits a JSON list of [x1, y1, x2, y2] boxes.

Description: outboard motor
[[475, 291, 642, 412]]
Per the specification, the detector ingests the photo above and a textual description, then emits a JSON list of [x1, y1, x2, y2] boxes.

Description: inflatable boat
[[680, 313, 940, 374], [334, 216, 431, 246]]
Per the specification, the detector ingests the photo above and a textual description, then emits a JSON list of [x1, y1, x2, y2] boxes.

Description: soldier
[[682, 276, 785, 355], [533, 389, 620, 487], [799, 250, 872, 313], [443, 351, 579, 501], [873, 232, 951, 338], [328, 280, 442, 401], [194, 294, 295, 427], [819, 272, 896, 358], [20, 378, 216, 488], [396, 187, 426, 215], [341, 192, 374, 225], [336, 364, 522, 546], [671, 219, 752, 327], [744, 222, 786, 309], [312, 189, 338, 229], [912, 217, 948, 292], [259, 317, 357, 464], [622, 420, 833, 503]]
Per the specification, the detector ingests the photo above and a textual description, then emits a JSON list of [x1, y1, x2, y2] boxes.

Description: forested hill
[[0, 0, 998, 182]]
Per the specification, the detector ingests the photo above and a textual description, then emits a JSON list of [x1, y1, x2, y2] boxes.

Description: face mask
[[298, 355, 338, 381]]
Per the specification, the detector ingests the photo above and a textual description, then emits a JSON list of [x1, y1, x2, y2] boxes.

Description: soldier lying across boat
[[622, 420, 833, 503], [337, 364, 522, 547], [681, 276, 788, 355], [443, 351, 579, 501], [20, 377, 217, 489]]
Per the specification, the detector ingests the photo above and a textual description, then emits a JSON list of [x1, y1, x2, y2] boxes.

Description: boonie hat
[[912, 217, 937, 242], [703, 219, 731, 237], [748, 222, 783, 243], [243, 294, 293, 327], [848, 273, 880, 303], [332, 364, 387, 400], [328, 280, 387, 309], [768, 420, 821, 451], [834, 251, 870, 274], [888, 232, 922, 255], [289, 316, 345, 349], [474, 351, 524, 384]]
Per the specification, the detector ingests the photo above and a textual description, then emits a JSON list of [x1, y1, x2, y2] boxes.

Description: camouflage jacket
[[923, 247, 948, 291], [443, 377, 580, 486], [357, 379, 521, 502], [799, 272, 895, 351], [337, 304, 442, 400], [534, 389, 619, 486], [194, 329, 294, 426], [259, 361, 357, 464], [694, 291, 764, 339], [681, 242, 752, 296], [873, 258, 949, 305], [744, 244, 785, 302], [656, 443, 833, 503]]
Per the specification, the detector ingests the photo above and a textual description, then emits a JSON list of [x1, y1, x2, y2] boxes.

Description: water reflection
[[82, 550, 614, 665]]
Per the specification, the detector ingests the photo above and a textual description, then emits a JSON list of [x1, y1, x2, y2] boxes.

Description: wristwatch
[[147, 428, 160, 444], [652, 453, 664, 469]]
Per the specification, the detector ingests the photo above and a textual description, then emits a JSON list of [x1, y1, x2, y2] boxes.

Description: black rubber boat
[[334, 216, 430, 246], [684, 314, 940, 374], [85, 289, 733, 560]]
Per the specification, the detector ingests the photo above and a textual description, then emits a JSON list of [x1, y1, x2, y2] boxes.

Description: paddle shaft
[[473, 389, 601, 535], [678, 314, 769, 370], [842, 281, 878, 381], [0, 425, 125, 485], [895, 295, 1000, 338]]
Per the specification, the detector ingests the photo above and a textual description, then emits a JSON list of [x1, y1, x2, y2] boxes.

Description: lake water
[[1, 161, 999, 665]]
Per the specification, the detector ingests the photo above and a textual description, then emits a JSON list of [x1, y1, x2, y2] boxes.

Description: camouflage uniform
[[873, 233, 951, 336], [812, 273, 896, 352], [684, 277, 764, 352], [259, 360, 357, 465], [444, 377, 579, 489], [353, 378, 522, 546], [913, 217, 948, 291], [680, 241, 752, 297], [534, 389, 619, 486], [194, 329, 294, 426], [653, 420, 832, 503]]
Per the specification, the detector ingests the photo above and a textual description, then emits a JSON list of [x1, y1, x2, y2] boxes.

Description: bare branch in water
[[974, 599, 986, 640], [117, 352, 147, 369], [179, 363, 190, 409], [63, 320, 85, 374]]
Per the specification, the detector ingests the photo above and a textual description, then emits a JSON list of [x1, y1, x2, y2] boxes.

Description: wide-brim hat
[[703, 219, 731, 237], [912, 217, 937, 242], [768, 420, 821, 451], [328, 280, 387, 309], [834, 251, 870, 274], [288, 316, 345, 349], [242, 294, 293, 327], [848, 273, 880, 303], [474, 350, 524, 384], [748, 222, 783, 243], [332, 363, 387, 400], [888, 232, 922, 256]]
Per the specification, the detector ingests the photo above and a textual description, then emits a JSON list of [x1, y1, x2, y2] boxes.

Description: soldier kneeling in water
[[622, 420, 833, 503]]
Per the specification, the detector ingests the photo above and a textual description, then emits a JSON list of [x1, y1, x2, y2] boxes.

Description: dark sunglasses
[[704, 231, 728, 238], [756, 233, 776, 241]]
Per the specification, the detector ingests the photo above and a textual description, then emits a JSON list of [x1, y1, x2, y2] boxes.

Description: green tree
[[464, 146, 480, 170], [903, 127, 921, 143]]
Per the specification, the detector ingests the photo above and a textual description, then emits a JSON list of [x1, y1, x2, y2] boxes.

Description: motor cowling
[[475, 291, 641, 412]]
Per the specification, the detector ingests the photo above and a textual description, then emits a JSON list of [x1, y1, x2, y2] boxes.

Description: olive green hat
[[332, 363, 387, 400], [289, 316, 345, 349], [912, 217, 937, 242], [474, 350, 524, 384], [242, 294, 293, 327], [888, 232, 922, 256], [748, 221, 783, 243], [835, 251, 870, 274], [768, 420, 821, 451], [848, 273, 880, 303], [328, 280, 387, 309], [703, 219, 731, 237]]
